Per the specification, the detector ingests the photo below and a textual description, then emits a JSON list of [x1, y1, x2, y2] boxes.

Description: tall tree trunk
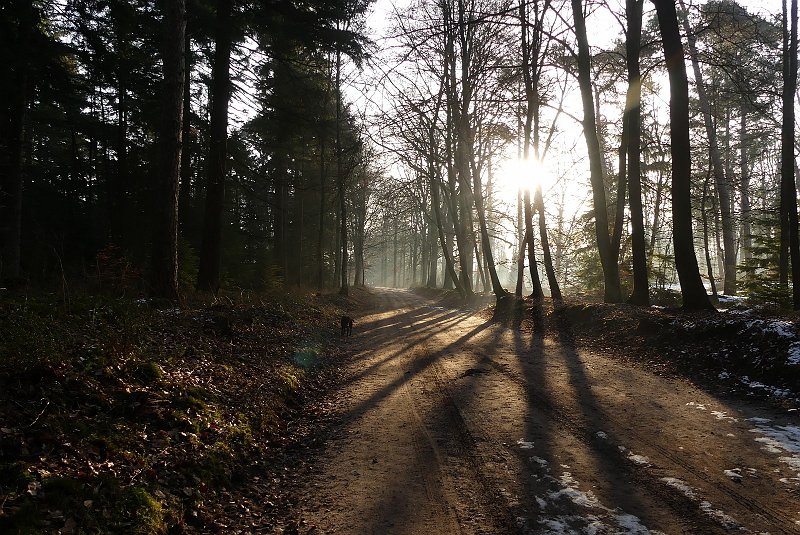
[[0, 1, 32, 281], [571, 0, 622, 302], [317, 134, 326, 289], [178, 16, 192, 234], [652, 0, 713, 310], [197, 0, 232, 293], [626, 0, 649, 305], [524, 188, 544, 298], [739, 106, 753, 267], [701, 173, 718, 296], [471, 150, 506, 299], [534, 185, 562, 300], [515, 188, 525, 296], [679, 0, 736, 295], [150, 0, 186, 298], [335, 45, 348, 295], [781, 0, 800, 307]]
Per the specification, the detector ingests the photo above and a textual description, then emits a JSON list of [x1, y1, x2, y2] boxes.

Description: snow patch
[[710, 410, 738, 422], [699, 501, 742, 530], [627, 453, 651, 466], [661, 477, 743, 529], [723, 468, 742, 480], [749, 422, 800, 481], [661, 477, 697, 499], [516, 439, 535, 450], [538, 472, 656, 533], [788, 342, 800, 365]]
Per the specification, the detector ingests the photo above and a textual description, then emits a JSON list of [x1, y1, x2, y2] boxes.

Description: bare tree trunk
[[150, 0, 186, 298], [515, 188, 525, 296], [626, 0, 649, 305], [781, 0, 800, 307], [679, 0, 736, 295], [197, 0, 232, 293], [336, 45, 348, 295], [178, 17, 192, 234], [702, 173, 718, 296], [740, 106, 753, 266], [0, 1, 32, 282], [571, 0, 622, 302], [652, 0, 713, 310]]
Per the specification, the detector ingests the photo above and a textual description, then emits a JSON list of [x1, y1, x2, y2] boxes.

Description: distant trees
[[3, 0, 800, 310]]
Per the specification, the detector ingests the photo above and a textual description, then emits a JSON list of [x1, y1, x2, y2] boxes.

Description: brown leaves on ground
[[0, 288, 370, 534]]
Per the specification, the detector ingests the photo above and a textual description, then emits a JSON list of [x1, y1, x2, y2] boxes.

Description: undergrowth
[[0, 287, 357, 533]]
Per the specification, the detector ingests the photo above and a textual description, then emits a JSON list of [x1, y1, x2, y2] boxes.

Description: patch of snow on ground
[[788, 342, 800, 365], [739, 376, 794, 398], [710, 410, 738, 422], [627, 453, 651, 466], [661, 477, 743, 529], [749, 423, 800, 480], [723, 468, 742, 480], [686, 401, 707, 411], [748, 417, 772, 424], [661, 477, 697, 499], [539, 472, 656, 534], [699, 501, 741, 530], [516, 439, 535, 449]]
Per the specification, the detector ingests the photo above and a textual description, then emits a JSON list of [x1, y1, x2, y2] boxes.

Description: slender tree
[[150, 0, 186, 298], [652, 0, 714, 310], [626, 0, 649, 305], [780, 0, 800, 308], [197, 0, 232, 293], [570, 0, 622, 302]]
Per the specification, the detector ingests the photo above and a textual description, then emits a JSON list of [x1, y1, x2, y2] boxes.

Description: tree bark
[[679, 0, 736, 295], [781, 0, 800, 308], [0, 1, 32, 281], [652, 0, 713, 310], [571, 0, 622, 302], [335, 45, 348, 295], [197, 0, 232, 293], [178, 14, 192, 234], [626, 0, 649, 305], [150, 0, 186, 299]]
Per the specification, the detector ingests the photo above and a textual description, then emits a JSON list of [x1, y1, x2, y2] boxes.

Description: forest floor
[[2, 287, 800, 534], [286, 288, 800, 534]]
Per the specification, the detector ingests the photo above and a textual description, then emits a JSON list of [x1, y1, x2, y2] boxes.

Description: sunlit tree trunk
[[570, 0, 622, 302], [150, 0, 186, 298], [652, 0, 713, 310], [197, 0, 232, 293]]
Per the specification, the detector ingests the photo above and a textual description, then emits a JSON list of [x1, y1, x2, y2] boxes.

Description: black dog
[[341, 315, 353, 336]]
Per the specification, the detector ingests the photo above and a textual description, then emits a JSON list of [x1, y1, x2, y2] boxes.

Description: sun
[[495, 157, 549, 200]]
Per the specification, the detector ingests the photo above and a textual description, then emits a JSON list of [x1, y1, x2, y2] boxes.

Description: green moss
[[117, 486, 165, 534], [132, 361, 164, 384]]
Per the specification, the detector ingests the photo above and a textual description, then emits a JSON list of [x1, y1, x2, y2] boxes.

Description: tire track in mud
[[481, 347, 797, 533]]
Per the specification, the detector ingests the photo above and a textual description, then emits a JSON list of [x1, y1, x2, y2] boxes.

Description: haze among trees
[[0, 0, 798, 307]]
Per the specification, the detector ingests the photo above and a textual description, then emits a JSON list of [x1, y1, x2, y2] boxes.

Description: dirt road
[[295, 289, 800, 534]]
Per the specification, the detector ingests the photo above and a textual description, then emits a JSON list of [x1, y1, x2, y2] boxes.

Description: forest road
[[295, 288, 800, 534]]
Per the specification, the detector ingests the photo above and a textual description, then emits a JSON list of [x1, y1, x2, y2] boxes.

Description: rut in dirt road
[[296, 289, 800, 534]]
